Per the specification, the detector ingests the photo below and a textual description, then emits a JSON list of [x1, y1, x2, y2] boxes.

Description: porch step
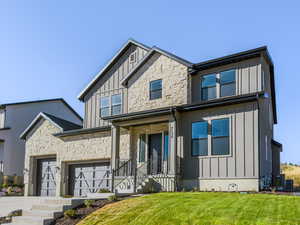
[[12, 215, 53, 225], [31, 203, 72, 211], [23, 209, 63, 219]]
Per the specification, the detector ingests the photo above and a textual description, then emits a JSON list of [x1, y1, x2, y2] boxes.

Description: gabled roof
[[20, 112, 82, 140], [78, 39, 151, 101], [121, 46, 192, 86], [0, 98, 83, 122]]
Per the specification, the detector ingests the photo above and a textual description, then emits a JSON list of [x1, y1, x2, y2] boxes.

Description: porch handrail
[[111, 159, 134, 192]]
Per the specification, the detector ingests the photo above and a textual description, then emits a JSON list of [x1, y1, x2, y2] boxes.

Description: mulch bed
[[51, 199, 111, 225]]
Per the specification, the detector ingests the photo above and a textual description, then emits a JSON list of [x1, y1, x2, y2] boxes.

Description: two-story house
[[21, 39, 282, 197], [0, 99, 82, 179]]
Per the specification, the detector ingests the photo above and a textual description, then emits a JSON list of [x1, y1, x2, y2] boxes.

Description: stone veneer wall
[[24, 119, 130, 196], [127, 53, 188, 113]]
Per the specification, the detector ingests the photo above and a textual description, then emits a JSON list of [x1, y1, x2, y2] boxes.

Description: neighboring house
[[22, 39, 282, 197], [0, 99, 82, 177]]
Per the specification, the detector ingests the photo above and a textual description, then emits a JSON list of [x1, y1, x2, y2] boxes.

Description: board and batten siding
[[191, 57, 262, 103], [83, 45, 148, 128], [180, 102, 259, 180]]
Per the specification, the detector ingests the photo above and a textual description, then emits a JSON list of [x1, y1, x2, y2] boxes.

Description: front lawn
[[78, 192, 300, 225]]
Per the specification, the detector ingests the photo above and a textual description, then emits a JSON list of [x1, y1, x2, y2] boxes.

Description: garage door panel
[[69, 162, 110, 197], [37, 158, 56, 197]]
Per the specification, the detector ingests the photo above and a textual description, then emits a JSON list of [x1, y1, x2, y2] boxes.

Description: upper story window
[[201, 69, 236, 101], [100, 94, 122, 117], [111, 94, 122, 115], [150, 79, 162, 100], [201, 74, 217, 101], [192, 121, 208, 156], [100, 97, 110, 117], [220, 70, 236, 97], [211, 118, 229, 155], [192, 118, 230, 157]]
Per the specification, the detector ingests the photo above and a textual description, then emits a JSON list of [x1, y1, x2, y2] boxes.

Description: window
[[150, 79, 162, 100], [212, 119, 229, 155], [100, 96, 109, 117], [192, 121, 208, 156], [111, 94, 122, 115], [139, 134, 146, 162], [201, 69, 236, 100], [129, 52, 136, 64], [163, 132, 169, 161], [201, 74, 216, 101], [220, 70, 235, 97]]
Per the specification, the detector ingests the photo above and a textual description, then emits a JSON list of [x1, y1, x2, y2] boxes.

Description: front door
[[149, 133, 162, 174], [69, 162, 110, 197], [37, 158, 56, 196]]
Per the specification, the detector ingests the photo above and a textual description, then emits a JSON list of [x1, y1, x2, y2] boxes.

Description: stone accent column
[[111, 124, 120, 170], [168, 118, 177, 175]]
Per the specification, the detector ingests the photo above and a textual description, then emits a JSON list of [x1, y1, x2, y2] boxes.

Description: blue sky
[[0, 1, 299, 163]]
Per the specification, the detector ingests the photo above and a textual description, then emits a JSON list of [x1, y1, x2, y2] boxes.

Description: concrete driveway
[[0, 197, 44, 217]]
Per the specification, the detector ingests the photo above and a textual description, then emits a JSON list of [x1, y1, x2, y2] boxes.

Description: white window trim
[[111, 93, 123, 115], [100, 96, 110, 117], [99, 93, 123, 117]]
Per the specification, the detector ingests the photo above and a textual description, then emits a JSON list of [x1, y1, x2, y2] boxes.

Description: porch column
[[111, 124, 120, 171], [169, 118, 177, 175]]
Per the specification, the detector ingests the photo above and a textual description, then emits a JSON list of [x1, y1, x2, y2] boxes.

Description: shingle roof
[[42, 113, 82, 131], [20, 112, 82, 140]]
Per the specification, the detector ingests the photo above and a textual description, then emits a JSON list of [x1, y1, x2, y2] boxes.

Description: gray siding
[[179, 102, 259, 180], [258, 56, 274, 183], [0, 101, 82, 176], [84, 45, 148, 128], [191, 57, 262, 103]]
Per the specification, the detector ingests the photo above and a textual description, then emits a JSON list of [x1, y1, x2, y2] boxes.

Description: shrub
[[98, 188, 111, 193], [108, 194, 118, 202], [64, 209, 77, 219], [84, 199, 95, 208], [63, 195, 73, 198]]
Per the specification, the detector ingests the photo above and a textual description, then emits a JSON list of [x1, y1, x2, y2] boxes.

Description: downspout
[[256, 93, 261, 191]]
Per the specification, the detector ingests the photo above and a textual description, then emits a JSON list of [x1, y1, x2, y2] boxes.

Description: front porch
[[109, 112, 179, 193]]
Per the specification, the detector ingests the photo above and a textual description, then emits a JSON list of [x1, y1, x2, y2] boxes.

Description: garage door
[[37, 158, 56, 196], [69, 162, 110, 197]]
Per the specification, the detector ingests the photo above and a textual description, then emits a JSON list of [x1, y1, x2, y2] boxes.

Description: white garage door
[[69, 162, 110, 197], [37, 158, 56, 196]]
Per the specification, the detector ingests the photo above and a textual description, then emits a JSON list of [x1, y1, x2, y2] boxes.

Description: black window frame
[[201, 74, 217, 101], [220, 69, 236, 97], [191, 121, 209, 156], [149, 79, 162, 100], [211, 118, 230, 156]]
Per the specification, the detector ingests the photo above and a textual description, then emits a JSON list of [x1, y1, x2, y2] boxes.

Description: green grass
[[78, 192, 300, 225]]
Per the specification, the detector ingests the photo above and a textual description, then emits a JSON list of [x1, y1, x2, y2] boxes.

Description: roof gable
[[78, 39, 150, 101], [20, 112, 82, 140], [121, 46, 192, 86]]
